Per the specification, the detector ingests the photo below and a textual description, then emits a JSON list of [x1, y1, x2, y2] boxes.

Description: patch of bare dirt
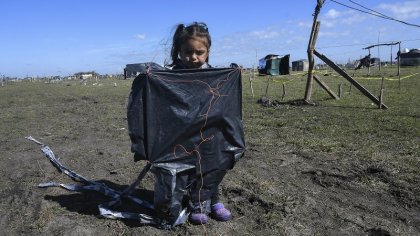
[[3, 135, 418, 235]]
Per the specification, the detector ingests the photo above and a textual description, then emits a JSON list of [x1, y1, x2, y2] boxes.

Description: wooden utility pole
[[304, 0, 324, 102], [368, 48, 371, 75], [378, 32, 381, 71], [398, 42, 401, 77], [390, 45, 393, 66], [303, 0, 388, 109]]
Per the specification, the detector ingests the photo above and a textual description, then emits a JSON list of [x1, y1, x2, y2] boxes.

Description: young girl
[[167, 22, 232, 225]]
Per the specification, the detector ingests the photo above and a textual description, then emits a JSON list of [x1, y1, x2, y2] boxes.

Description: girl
[[167, 22, 232, 225]]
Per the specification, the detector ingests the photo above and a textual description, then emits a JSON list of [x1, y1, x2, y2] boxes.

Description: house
[[80, 74, 93, 80], [124, 62, 165, 79], [74, 72, 97, 80], [399, 49, 420, 66], [292, 59, 309, 71], [345, 61, 356, 69], [258, 54, 290, 75]]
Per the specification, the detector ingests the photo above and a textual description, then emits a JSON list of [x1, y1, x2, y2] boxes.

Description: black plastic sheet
[[127, 68, 246, 223]]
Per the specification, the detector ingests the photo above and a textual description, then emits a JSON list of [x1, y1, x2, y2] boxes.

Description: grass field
[[243, 66, 419, 172], [0, 66, 419, 235]]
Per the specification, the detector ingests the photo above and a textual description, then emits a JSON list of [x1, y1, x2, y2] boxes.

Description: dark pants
[[189, 169, 227, 205]]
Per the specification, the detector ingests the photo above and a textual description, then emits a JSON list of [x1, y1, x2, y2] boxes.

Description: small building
[[345, 61, 356, 69], [258, 54, 290, 75], [124, 62, 165, 79], [399, 49, 420, 66], [80, 74, 93, 80], [74, 72, 96, 80], [292, 59, 309, 71]]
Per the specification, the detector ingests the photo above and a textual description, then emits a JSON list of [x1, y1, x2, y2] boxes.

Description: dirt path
[[1, 134, 418, 235]]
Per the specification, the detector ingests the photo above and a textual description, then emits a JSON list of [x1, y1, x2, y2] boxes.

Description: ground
[[0, 68, 419, 235]]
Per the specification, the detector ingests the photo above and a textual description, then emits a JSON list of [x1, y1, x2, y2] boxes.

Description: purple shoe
[[189, 203, 209, 225], [211, 203, 232, 221]]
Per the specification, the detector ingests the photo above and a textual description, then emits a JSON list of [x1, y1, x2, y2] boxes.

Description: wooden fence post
[[379, 77, 384, 109], [281, 83, 286, 100], [338, 84, 342, 98], [264, 77, 271, 97], [249, 77, 254, 98], [379, 89, 384, 109]]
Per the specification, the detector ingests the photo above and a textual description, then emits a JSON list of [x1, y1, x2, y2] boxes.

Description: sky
[[1, 0, 419, 78]]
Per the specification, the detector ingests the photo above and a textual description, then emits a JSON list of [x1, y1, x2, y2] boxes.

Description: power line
[[348, 0, 394, 20], [317, 42, 372, 49], [317, 38, 420, 49], [328, 0, 420, 28], [402, 38, 420, 43]]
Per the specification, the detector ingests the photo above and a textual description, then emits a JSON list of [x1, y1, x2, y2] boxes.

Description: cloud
[[318, 30, 351, 38], [325, 9, 340, 19], [86, 45, 131, 54], [321, 9, 365, 28], [135, 34, 146, 40], [378, 1, 420, 20], [341, 13, 366, 25], [298, 21, 312, 28], [250, 29, 280, 39], [321, 9, 343, 27]]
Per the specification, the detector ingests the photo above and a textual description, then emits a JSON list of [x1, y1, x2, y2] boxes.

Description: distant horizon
[[2, 60, 414, 80], [1, 0, 419, 78]]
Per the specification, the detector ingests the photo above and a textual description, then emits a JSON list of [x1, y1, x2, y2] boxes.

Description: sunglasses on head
[[186, 22, 208, 31]]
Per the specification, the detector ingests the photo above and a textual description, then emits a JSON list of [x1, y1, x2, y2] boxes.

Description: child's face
[[179, 37, 209, 69]]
